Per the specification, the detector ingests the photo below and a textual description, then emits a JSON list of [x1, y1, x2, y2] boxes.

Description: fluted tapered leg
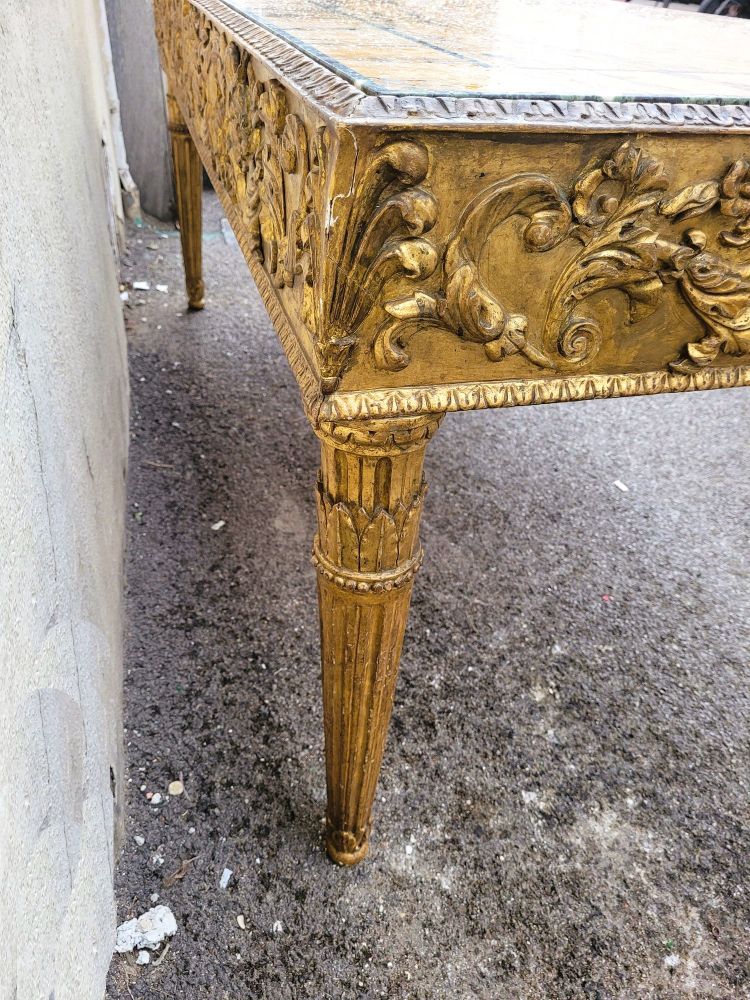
[[313, 416, 442, 864], [166, 92, 205, 310]]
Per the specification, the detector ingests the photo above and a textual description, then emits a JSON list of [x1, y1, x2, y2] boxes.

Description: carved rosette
[[374, 143, 750, 377]]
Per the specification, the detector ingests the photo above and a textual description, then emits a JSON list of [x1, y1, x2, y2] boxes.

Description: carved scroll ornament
[[374, 143, 750, 376]]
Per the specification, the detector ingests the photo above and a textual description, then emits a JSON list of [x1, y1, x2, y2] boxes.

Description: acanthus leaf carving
[[662, 157, 750, 248], [318, 140, 439, 392], [315, 480, 427, 578], [661, 231, 750, 371], [374, 142, 750, 377]]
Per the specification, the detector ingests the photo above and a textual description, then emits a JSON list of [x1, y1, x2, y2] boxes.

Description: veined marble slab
[[225, 0, 750, 101]]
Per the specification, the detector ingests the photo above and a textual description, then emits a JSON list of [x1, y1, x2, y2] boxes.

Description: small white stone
[[134, 836, 145, 847], [156, 284, 169, 293], [613, 479, 629, 493], [114, 905, 177, 953], [219, 868, 233, 890], [167, 780, 184, 796], [237, 915, 246, 930], [150, 893, 159, 903], [136, 950, 150, 965], [664, 954, 680, 969], [150, 793, 163, 805], [211, 520, 226, 531], [272, 920, 283, 934], [405, 844, 413, 856], [188, 826, 196, 834], [133, 281, 150, 291]]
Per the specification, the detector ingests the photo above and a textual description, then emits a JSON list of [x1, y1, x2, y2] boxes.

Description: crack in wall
[[5, 301, 60, 585]]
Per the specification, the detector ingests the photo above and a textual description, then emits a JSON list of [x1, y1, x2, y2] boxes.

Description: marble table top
[[225, 0, 750, 102]]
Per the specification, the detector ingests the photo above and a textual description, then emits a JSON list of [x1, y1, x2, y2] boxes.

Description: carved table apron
[[153, 0, 750, 864]]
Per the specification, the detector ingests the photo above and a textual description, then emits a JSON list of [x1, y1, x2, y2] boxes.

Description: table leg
[[312, 415, 442, 864], [166, 92, 205, 310]]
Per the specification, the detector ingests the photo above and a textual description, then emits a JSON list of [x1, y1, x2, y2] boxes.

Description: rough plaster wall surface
[[105, 0, 176, 219], [0, 2, 128, 999]]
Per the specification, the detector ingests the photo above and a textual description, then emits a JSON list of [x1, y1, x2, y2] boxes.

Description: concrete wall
[[0, 2, 128, 999], [106, 0, 176, 220]]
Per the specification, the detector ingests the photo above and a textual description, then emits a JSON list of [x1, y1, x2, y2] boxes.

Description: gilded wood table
[[154, 0, 750, 864]]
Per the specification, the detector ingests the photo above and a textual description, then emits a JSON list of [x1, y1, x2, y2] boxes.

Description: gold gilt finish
[[153, 0, 750, 863], [166, 93, 205, 309], [314, 416, 440, 863]]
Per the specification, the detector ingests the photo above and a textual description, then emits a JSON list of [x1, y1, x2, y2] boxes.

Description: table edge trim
[[320, 366, 750, 419]]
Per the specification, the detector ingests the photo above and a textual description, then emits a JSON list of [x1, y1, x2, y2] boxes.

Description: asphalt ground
[[107, 194, 750, 1000]]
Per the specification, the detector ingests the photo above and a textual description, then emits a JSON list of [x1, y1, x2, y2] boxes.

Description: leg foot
[[313, 416, 442, 864], [166, 92, 205, 310]]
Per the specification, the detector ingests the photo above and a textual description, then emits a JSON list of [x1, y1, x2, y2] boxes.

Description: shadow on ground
[[107, 194, 749, 1000]]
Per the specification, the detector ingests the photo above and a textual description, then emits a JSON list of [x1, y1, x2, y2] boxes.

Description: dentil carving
[[374, 143, 750, 376]]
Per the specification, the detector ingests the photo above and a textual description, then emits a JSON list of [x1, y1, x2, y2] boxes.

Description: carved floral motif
[[374, 143, 750, 376]]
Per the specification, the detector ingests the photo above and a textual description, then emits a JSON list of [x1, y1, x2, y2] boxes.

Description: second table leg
[[166, 92, 205, 311]]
